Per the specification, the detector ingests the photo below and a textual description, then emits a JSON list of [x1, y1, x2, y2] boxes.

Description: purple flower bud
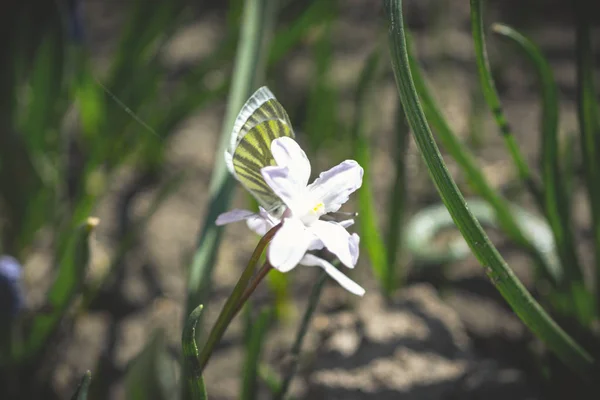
[[0, 255, 24, 319]]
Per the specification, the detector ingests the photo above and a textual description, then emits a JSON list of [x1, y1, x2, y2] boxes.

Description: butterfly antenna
[[93, 76, 160, 139]]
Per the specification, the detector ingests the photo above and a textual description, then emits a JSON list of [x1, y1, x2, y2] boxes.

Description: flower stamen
[[312, 202, 325, 214]]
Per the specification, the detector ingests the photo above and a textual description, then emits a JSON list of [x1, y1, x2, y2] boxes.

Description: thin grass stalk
[[241, 306, 272, 400], [182, 305, 208, 400], [491, 23, 586, 310], [273, 270, 327, 400], [386, 99, 409, 289], [574, 0, 600, 314], [351, 48, 389, 291], [197, 225, 280, 373], [469, 0, 543, 210], [385, 0, 594, 377], [406, 37, 561, 285], [185, 0, 278, 319], [70, 371, 92, 400]]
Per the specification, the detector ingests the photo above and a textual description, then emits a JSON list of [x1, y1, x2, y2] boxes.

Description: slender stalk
[[406, 34, 561, 285], [273, 270, 327, 400], [469, 0, 544, 210], [492, 23, 585, 310], [385, 0, 594, 377], [351, 48, 388, 290], [574, 0, 600, 314], [197, 225, 280, 373], [182, 305, 208, 400], [386, 100, 409, 289], [70, 370, 92, 400], [185, 0, 277, 319], [241, 306, 272, 400], [235, 262, 273, 316]]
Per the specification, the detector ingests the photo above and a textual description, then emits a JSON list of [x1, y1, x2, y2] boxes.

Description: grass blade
[[125, 330, 176, 400], [241, 306, 273, 400], [19, 217, 98, 360], [185, 0, 278, 321], [406, 35, 562, 284], [575, 0, 600, 314], [469, 0, 543, 209], [384, 0, 594, 377], [273, 270, 327, 400], [196, 226, 279, 373], [70, 370, 92, 400], [182, 304, 208, 400], [351, 48, 389, 292], [491, 23, 588, 318], [386, 97, 410, 289]]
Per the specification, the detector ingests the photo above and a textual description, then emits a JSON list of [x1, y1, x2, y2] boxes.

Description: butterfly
[[224, 87, 296, 218]]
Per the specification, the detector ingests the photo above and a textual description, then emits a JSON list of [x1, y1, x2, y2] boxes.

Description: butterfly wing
[[225, 87, 295, 215]]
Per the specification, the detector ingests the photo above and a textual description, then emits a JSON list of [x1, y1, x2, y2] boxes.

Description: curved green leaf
[[20, 217, 98, 360], [185, 0, 278, 323], [273, 270, 327, 400], [241, 306, 273, 400], [469, 0, 543, 208], [125, 330, 176, 400], [70, 370, 92, 400], [491, 23, 587, 315], [182, 304, 207, 400], [405, 34, 561, 284], [351, 48, 388, 290], [574, 0, 600, 313], [384, 0, 593, 378]]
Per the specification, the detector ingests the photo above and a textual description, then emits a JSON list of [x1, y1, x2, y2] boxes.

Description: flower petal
[[309, 220, 354, 268], [262, 165, 305, 213], [216, 209, 256, 226], [349, 233, 360, 266], [300, 254, 365, 296], [307, 236, 324, 251], [246, 207, 281, 236], [268, 218, 311, 272], [271, 137, 311, 187], [308, 160, 363, 213], [339, 219, 355, 228]]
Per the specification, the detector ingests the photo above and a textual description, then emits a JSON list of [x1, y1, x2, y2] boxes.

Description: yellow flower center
[[312, 202, 325, 214]]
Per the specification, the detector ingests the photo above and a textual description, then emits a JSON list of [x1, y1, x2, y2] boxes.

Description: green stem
[[469, 0, 544, 210], [185, 0, 277, 321], [406, 35, 560, 285], [386, 100, 409, 290], [491, 22, 585, 307], [273, 270, 327, 400], [351, 48, 389, 291], [235, 262, 273, 316], [384, 0, 594, 378], [574, 0, 600, 315], [197, 224, 280, 373], [182, 305, 208, 400]]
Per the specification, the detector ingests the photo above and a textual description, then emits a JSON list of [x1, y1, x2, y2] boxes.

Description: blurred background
[[1, 0, 599, 399]]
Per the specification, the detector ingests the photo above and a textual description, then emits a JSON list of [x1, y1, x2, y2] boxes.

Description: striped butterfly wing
[[225, 87, 296, 216], [230, 87, 293, 149], [233, 120, 294, 214]]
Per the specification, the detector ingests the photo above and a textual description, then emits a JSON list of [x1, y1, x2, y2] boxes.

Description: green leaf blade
[[384, 0, 594, 378]]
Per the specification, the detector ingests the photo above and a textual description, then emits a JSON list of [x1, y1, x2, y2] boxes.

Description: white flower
[[217, 137, 365, 296]]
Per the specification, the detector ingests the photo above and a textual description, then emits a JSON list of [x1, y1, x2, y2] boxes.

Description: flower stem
[[197, 224, 280, 373], [185, 0, 278, 324], [273, 270, 327, 400], [235, 261, 273, 316]]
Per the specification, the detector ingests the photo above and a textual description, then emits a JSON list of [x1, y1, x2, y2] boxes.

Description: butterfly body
[[225, 87, 295, 217]]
